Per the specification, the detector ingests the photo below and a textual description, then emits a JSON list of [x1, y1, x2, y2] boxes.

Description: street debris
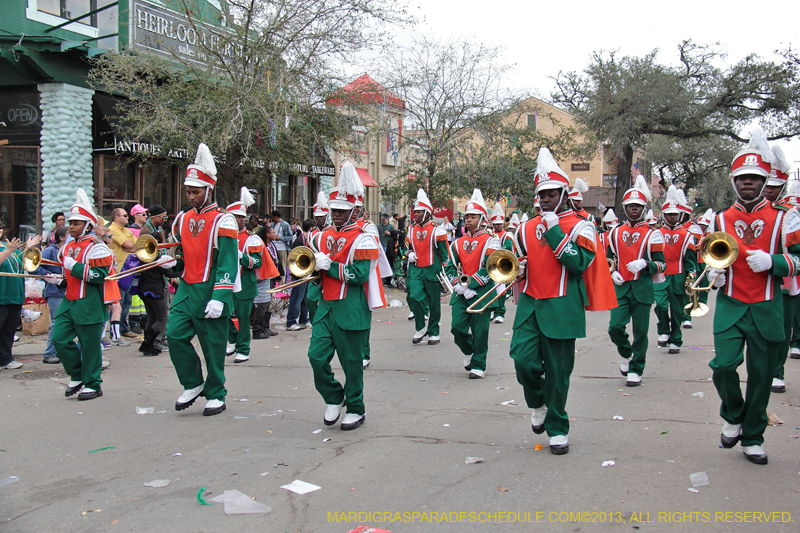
[[81, 509, 101, 515], [312, 429, 322, 434], [464, 457, 485, 464], [0, 476, 19, 486], [135, 407, 155, 414], [281, 479, 321, 494], [209, 489, 272, 515], [613, 415, 624, 420], [692, 392, 704, 398], [660, 431, 669, 434], [388, 299, 405, 307], [602, 461, 615, 467], [144, 480, 170, 488], [196, 487, 212, 505], [767, 412, 784, 426], [87, 446, 115, 453], [323, 438, 331, 442], [534, 444, 544, 451], [688, 488, 700, 493], [500, 400, 516, 406], [172, 453, 182, 457], [690, 472, 710, 487]]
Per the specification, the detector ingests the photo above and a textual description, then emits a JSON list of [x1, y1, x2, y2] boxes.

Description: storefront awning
[[356, 167, 378, 187]]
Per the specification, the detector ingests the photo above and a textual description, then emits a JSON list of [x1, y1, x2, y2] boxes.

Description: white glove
[[454, 283, 467, 295], [709, 268, 726, 288], [157, 255, 177, 269], [463, 288, 477, 299], [626, 259, 647, 274], [495, 283, 506, 295], [314, 252, 331, 271], [407, 251, 417, 264], [542, 212, 559, 230], [44, 273, 63, 285], [518, 258, 527, 277], [204, 299, 224, 319], [746, 249, 772, 273], [63, 256, 76, 271], [238, 250, 243, 259], [611, 271, 625, 286]]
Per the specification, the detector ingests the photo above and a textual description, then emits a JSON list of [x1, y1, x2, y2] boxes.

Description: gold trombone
[[466, 249, 522, 314], [105, 235, 181, 281], [0, 248, 63, 279], [265, 246, 319, 293], [684, 231, 739, 317]]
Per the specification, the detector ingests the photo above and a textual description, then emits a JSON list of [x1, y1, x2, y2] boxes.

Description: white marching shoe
[[341, 412, 365, 430], [203, 399, 226, 416], [463, 354, 472, 371], [226, 343, 236, 356], [468, 369, 485, 379], [427, 335, 440, 345], [668, 343, 680, 354], [234, 353, 250, 363], [771, 377, 785, 393], [531, 407, 547, 434], [412, 326, 428, 344], [407, 311, 415, 321], [362, 359, 370, 368], [494, 316, 504, 324], [657, 334, 669, 347], [324, 400, 345, 426], [626, 372, 641, 387], [619, 358, 629, 376], [175, 384, 204, 410], [682, 320, 692, 329], [549, 434, 569, 455]]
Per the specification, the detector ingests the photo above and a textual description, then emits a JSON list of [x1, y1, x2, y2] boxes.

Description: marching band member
[[407, 188, 449, 344], [784, 181, 800, 363], [708, 129, 800, 464], [607, 176, 666, 387], [694, 208, 715, 307], [510, 147, 597, 454], [765, 145, 793, 393], [654, 185, 698, 355], [307, 191, 331, 324], [53, 189, 114, 400], [353, 182, 390, 367], [506, 213, 521, 233], [308, 164, 381, 430], [678, 190, 702, 329], [226, 187, 278, 363], [599, 209, 618, 252], [645, 209, 658, 228], [445, 189, 500, 379], [568, 178, 591, 220], [167, 144, 239, 416], [490, 202, 514, 324]]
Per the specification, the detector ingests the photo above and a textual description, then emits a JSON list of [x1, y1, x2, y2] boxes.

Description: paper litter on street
[[281, 479, 321, 494]]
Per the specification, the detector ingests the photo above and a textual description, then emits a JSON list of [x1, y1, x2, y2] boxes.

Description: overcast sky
[[398, 0, 800, 175]]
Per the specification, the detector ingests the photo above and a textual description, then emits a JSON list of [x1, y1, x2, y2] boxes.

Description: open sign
[[7, 104, 39, 126]]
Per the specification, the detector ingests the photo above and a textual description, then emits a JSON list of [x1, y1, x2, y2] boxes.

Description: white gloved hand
[[454, 283, 467, 295], [44, 273, 63, 285], [542, 212, 559, 230], [626, 259, 648, 274], [407, 251, 417, 264], [495, 283, 507, 295], [157, 255, 177, 269], [463, 288, 477, 299], [204, 299, 224, 319], [314, 252, 332, 271], [709, 268, 726, 288], [63, 256, 76, 271], [238, 250, 243, 259], [746, 249, 772, 273], [518, 258, 527, 277], [611, 271, 625, 286]]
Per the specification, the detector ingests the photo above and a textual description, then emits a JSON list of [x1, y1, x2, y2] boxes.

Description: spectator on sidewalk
[[271, 210, 292, 281], [286, 220, 313, 331], [108, 208, 139, 337], [252, 225, 281, 338], [36, 226, 69, 363]]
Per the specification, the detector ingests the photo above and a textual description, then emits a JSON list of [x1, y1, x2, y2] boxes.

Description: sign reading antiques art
[[130, 0, 241, 68]]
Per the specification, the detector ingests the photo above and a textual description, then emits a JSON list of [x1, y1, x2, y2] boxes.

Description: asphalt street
[[1, 287, 799, 532]]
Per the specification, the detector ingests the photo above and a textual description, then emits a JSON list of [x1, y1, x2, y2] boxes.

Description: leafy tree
[[552, 41, 800, 211]]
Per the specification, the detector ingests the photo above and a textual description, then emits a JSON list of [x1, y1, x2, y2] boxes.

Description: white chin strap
[[730, 174, 766, 204], [626, 203, 646, 222]]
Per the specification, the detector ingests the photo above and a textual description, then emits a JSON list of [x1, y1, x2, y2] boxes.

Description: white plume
[[572, 177, 589, 194], [315, 191, 328, 209], [597, 201, 606, 213], [747, 127, 773, 164], [240, 186, 255, 208], [492, 202, 504, 219], [534, 147, 569, 181], [415, 188, 432, 209], [508, 213, 520, 226], [663, 184, 680, 206], [631, 175, 652, 202], [676, 188, 689, 207], [193, 143, 217, 176], [339, 161, 362, 198], [772, 145, 791, 174], [521, 213, 529, 223], [645, 209, 656, 222], [787, 180, 800, 197], [602, 209, 618, 224], [75, 188, 92, 208]]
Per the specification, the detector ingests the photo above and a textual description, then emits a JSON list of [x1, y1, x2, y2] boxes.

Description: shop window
[[142, 161, 175, 214], [0, 146, 41, 240]]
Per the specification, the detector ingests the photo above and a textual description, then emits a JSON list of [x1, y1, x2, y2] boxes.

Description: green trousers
[[451, 299, 491, 372], [654, 280, 684, 346], [307, 296, 318, 324], [166, 303, 229, 401], [792, 295, 800, 350], [307, 312, 368, 415], [53, 310, 104, 390], [510, 310, 575, 437], [775, 293, 797, 380], [494, 291, 507, 318], [710, 307, 778, 446], [609, 292, 651, 375], [697, 270, 710, 305], [407, 275, 442, 337], [227, 296, 254, 355], [363, 329, 371, 362]]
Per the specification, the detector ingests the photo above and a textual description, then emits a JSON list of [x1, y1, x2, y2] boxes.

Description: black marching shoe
[[720, 422, 741, 449], [341, 413, 365, 430], [175, 385, 204, 411], [78, 388, 103, 401], [549, 435, 569, 455], [742, 445, 768, 465], [203, 399, 226, 416]]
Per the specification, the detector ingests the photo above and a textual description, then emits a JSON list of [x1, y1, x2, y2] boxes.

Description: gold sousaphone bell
[[466, 249, 521, 314], [265, 246, 319, 293], [684, 231, 739, 317]]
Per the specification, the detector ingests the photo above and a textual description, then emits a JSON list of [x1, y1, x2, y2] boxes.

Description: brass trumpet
[[466, 249, 522, 314], [684, 231, 739, 317], [105, 235, 181, 281], [265, 246, 319, 293]]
